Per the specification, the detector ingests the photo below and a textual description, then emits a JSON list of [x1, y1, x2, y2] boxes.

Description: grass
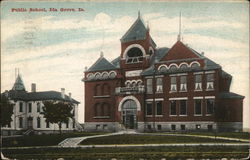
[[2, 146, 249, 160], [79, 134, 244, 145], [2, 132, 105, 147]]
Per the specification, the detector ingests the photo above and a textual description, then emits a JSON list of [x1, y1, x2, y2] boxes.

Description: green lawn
[[79, 134, 243, 145], [184, 132, 250, 140], [3, 146, 249, 160], [2, 132, 105, 147]]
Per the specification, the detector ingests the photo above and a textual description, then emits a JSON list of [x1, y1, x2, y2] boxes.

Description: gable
[[87, 56, 117, 72], [160, 41, 200, 61]]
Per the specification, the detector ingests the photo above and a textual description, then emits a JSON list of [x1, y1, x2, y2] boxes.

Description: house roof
[[4, 90, 80, 104], [120, 16, 147, 43], [12, 74, 26, 91], [87, 56, 117, 72], [219, 92, 244, 99]]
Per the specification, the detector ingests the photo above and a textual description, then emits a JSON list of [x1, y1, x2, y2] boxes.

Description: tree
[[1, 94, 14, 127], [41, 101, 74, 134]]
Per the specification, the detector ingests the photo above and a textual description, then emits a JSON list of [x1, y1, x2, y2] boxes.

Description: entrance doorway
[[27, 117, 33, 129], [122, 100, 137, 129]]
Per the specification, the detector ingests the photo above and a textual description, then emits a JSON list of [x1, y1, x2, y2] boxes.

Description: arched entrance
[[122, 100, 137, 129]]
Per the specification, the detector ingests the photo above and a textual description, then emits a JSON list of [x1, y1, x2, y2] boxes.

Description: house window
[[146, 79, 153, 94], [7, 122, 11, 128], [126, 47, 143, 63], [146, 102, 153, 116], [73, 122, 75, 128], [196, 124, 201, 130], [37, 117, 41, 128], [194, 99, 202, 115], [156, 78, 163, 93], [37, 102, 41, 112], [181, 125, 186, 131], [46, 121, 50, 128], [170, 77, 177, 92], [157, 125, 162, 130], [19, 102, 23, 112], [180, 76, 187, 92], [19, 117, 23, 128], [96, 124, 100, 130], [147, 125, 152, 130], [156, 101, 163, 116], [206, 74, 214, 90], [195, 74, 202, 91], [28, 103, 32, 113], [103, 124, 108, 130], [208, 125, 213, 131], [95, 84, 102, 96], [206, 99, 214, 115], [102, 84, 110, 95], [66, 121, 69, 128], [180, 100, 187, 115], [170, 100, 177, 115], [171, 124, 176, 131]]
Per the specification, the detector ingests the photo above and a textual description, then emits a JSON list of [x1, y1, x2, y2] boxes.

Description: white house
[[1, 73, 81, 136]]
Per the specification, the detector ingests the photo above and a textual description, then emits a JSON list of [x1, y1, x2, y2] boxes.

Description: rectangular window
[[28, 103, 32, 113], [180, 100, 187, 115], [170, 77, 177, 92], [147, 125, 152, 130], [37, 103, 41, 112], [195, 74, 202, 91], [170, 101, 177, 115], [19, 102, 23, 112], [157, 125, 162, 130], [206, 74, 214, 90], [156, 78, 163, 93], [156, 101, 163, 116], [46, 121, 50, 128], [194, 99, 202, 115], [96, 124, 100, 130], [103, 124, 108, 130], [208, 125, 213, 131], [181, 124, 186, 131], [171, 124, 176, 131], [66, 121, 69, 128], [7, 122, 11, 128], [19, 117, 23, 128], [146, 79, 153, 94], [37, 117, 41, 128], [180, 76, 187, 92], [146, 102, 153, 116], [73, 122, 75, 128], [206, 99, 214, 115]]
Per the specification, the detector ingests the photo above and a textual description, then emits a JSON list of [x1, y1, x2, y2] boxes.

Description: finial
[[100, 51, 104, 57], [177, 12, 181, 41], [84, 66, 88, 71], [138, 10, 140, 18]]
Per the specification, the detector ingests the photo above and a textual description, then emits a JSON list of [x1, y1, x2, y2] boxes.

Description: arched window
[[190, 62, 200, 68], [132, 81, 137, 87], [95, 103, 101, 116], [102, 83, 110, 95], [179, 63, 188, 69], [158, 65, 167, 72], [109, 71, 116, 79], [169, 64, 178, 70], [101, 72, 109, 79], [126, 47, 143, 63], [95, 84, 102, 96], [94, 72, 101, 80], [37, 102, 41, 112], [87, 73, 94, 80], [122, 100, 137, 110]]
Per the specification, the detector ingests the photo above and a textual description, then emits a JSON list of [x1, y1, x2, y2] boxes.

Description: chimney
[[31, 83, 36, 92], [61, 88, 65, 99], [69, 92, 72, 100]]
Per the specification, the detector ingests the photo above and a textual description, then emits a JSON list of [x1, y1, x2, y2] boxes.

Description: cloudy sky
[[1, 1, 249, 129]]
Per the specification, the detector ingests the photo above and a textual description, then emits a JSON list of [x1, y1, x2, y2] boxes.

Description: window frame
[[179, 100, 187, 116], [170, 100, 177, 116], [194, 99, 202, 116]]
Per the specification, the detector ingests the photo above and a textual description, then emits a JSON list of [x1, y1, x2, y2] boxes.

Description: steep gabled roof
[[120, 16, 147, 43], [111, 56, 120, 68], [87, 56, 117, 72], [12, 74, 26, 91], [160, 41, 200, 61]]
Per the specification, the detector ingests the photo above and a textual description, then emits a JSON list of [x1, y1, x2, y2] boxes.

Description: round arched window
[[180, 64, 188, 69], [169, 65, 178, 70], [102, 72, 108, 79], [87, 73, 94, 80], [109, 71, 116, 79], [126, 47, 143, 63], [159, 66, 167, 72], [191, 62, 200, 68], [94, 73, 101, 80]]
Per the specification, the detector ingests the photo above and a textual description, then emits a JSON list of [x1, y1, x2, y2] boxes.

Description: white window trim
[[169, 97, 188, 100], [189, 61, 201, 67], [193, 97, 203, 99], [205, 70, 215, 74], [170, 73, 188, 77], [179, 83, 187, 92], [205, 96, 215, 99], [193, 72, 204, 75], [146, 99, 154, 102], [155, 98, 164, 101]]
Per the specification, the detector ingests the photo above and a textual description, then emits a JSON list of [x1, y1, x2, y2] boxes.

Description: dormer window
[[126, 47, 143, 64]]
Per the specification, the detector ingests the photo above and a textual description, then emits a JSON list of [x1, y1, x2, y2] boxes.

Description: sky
[[1, 1, 249, 130]]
